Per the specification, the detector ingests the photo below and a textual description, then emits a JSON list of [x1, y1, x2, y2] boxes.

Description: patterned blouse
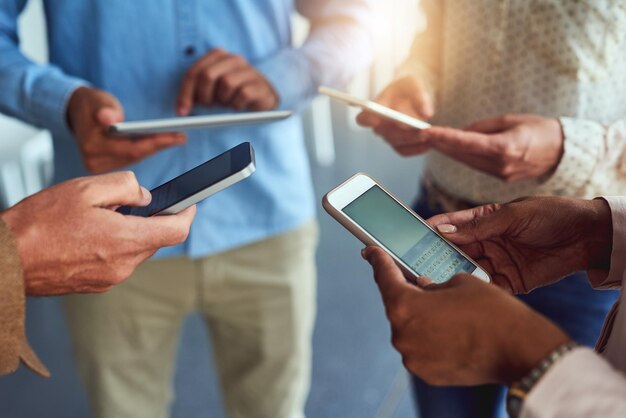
[[401, 0, 626, 203]]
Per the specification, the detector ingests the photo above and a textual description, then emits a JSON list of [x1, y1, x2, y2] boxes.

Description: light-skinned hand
[[363, 246, 571, 386], [362, 111, 565, 182], [357, 75, 434, 154], [177, 48, 279, 115], [1, 172, 196, 296], [67, 87, 187, 174], [427, 196, 613, 293]]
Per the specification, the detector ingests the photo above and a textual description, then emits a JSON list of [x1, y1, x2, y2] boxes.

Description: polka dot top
[[401, 0, 626, 203]]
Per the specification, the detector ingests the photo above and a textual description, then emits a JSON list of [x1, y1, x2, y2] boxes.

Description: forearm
[[256, 0, 373, 110], [0, 1, 87, 135], [522, 348, 626, 418], [395, 0, 443, 94]]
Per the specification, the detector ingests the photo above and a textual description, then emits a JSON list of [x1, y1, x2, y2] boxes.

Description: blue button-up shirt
[[0, 0, 372, 258]]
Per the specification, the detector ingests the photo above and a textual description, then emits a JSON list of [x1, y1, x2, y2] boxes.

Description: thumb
[[79, 172, 151, 208], [94, 92, 124, 127], [356, 110, 383, 127], [362, 246, 420, 305], [96, 107, 124, 127]]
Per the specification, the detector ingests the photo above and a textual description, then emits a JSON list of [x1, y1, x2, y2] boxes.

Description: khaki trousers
[[63, 222, 318, 418]]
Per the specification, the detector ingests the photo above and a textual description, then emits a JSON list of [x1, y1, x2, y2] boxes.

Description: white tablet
[[319, 86, 431, 130], [108, 110, 292, 136]]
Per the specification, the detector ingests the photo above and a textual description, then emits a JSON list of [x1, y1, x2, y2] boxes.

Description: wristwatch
[[506, 341, 579, 418]]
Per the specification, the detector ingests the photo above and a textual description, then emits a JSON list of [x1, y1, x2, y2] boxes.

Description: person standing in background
[[0, 1, 373, 417], [358, 1, 626, 417]]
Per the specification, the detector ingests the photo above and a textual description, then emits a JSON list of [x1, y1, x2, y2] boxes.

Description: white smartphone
[[108, 111, 292, 137], [117, 142, 255, 217], [319, 86, 432, 130], [323, 173, 490, 284]]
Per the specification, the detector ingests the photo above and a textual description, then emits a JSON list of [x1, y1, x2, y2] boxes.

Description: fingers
[[412, 86, 435, 119], [178, 50, 259, 114], [77, 172, 151, 207], [128, 205, 197, 249], [216, 68, 260, 104], [428, 204, 504, 246], [230, 79, 278, 111], [177, 49, 230, 115], [362, 246, 421, 304], [356, 110, 384, 127], [83, 132, 187, 174], [421, 127, 499, 156], [195, 55, 248, 105], [464, 114, 523, 134], [108, 133, 187, 158], [96, 107, 124, 127], [427, 204, 501, 231]]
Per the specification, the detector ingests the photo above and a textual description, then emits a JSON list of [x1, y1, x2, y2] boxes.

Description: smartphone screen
[[118, 143, 252, 217], [342, 185, 476, 283]]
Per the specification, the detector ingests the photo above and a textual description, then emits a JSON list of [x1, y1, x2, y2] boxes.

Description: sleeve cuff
[[588, 197, 626, 288], [0, 218, 49, 378], [540, 117, 603, 197], [23, 66, 87, 136], [256, 49, 317, 111], [522, 348, 626, 418]]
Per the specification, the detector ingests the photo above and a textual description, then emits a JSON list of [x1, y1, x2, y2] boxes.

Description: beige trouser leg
[[63, 256, 198, 418], [200, 222, 318, 418], [63, 221, 318, 418]]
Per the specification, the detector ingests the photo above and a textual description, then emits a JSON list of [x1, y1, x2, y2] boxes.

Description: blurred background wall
[[0, 1, 428, 417]]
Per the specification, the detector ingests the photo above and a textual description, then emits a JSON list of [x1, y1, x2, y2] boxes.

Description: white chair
[[0, 160, 26, 209], [20, 130, 54, 196]]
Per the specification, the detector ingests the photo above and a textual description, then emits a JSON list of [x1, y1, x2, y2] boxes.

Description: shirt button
[[184, 46, 196, 57]]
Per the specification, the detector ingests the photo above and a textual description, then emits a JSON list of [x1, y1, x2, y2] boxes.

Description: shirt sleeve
[[539, 117, 626, 199], [395, 0, 443, 97], [587, 197, 626, 289], [522, 348, 626, 418], [0, 217, 49, 378], [255, 0, 374, 111], [0, 0, 87, 135]]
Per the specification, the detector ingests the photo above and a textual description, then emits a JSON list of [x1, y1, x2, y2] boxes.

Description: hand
[[357, 75, 434, 156], [363, 247, 571, 386], [427, 197, 613, 293], [0, 172, 196, 296], [177, 48, 279, 115], [67, 87, 187, 174]]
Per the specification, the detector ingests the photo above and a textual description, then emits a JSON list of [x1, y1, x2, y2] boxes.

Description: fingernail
[[140, 187, 152, 204], [437, 224, 457, 234]]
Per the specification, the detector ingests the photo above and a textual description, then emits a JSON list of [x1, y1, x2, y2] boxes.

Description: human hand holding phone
[[356, 75, 435, 156], [427, 196, 613, 294], [177, 48, 279, 114], [67, 87, 187, 174], [1, 172, 195, 296], [363, 246, 570, 386]]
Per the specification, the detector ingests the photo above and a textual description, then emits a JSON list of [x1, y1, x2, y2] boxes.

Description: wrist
[[583, 199, 613, 270], [506, 341, 579, 418], [501, 311, 571, 385]]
